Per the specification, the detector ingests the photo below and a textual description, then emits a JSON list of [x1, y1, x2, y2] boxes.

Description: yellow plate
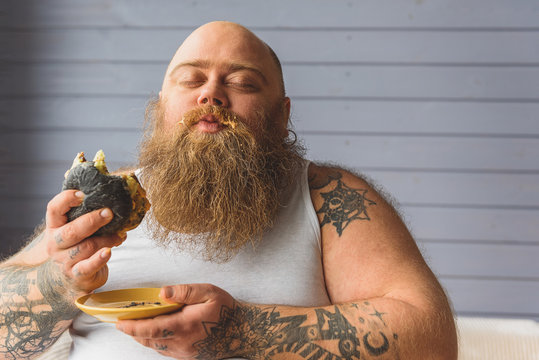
[[75, 288, 184, 323]]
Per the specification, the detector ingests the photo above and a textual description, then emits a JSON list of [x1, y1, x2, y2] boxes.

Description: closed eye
[[179, 80, 205, 88], [226, 81, 258, 92]]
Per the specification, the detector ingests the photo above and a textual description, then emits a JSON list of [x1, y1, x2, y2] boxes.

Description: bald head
[[163, 21, 285, 96]]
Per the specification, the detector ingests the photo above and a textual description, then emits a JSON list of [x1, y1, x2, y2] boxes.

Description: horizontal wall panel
[[3, 98, 539, 137], [441, 278, 539, 317], [3, 131, 539, 171], [2, 198, 538, 245], [0, 98, 148, 131], [4, 29, 539, 64], [405, 207, 539, 244], [420, 242, 539, 279], [367, 170, 539, 208], [292, 100, 539, 136], [4, 63, 539, 100], [304, 134, 539, 172], [285, 65, 539, 100], [3, 164, 539, 209], [0, 131, 140, 165], [3, 0, 539, 29]]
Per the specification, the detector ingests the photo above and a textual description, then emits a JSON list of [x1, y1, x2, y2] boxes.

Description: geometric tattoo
[[312, 171, 376, 236]]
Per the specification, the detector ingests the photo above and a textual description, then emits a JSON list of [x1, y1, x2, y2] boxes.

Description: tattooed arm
[[117, 285, 405, 359], [116, 164, 456, 359], [306, 164, 458, 359], [117, 283, 451, 360], [0, 262, 79, 359], [0, 190, 123, 359]]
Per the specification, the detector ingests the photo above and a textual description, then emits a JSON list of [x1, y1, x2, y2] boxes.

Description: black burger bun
[[62, 150, 150, 236]]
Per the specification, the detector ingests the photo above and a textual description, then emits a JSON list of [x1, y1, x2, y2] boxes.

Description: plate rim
[[75, 287, 183, 314]]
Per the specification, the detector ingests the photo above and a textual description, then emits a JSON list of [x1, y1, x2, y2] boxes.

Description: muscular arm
[[120, 283, 452, 360], [307, 164, 456, 359]]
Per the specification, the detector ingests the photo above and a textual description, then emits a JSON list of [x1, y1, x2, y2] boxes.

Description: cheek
[[160, 109, 178, 131], [233, 98, 272, 130], [161, 99, 190, 130]]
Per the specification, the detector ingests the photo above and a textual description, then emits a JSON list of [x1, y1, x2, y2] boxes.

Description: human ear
[[280, 97, 291, 138]]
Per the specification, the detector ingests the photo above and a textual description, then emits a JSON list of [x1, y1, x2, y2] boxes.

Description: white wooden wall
[[1, 0, 538, 320]]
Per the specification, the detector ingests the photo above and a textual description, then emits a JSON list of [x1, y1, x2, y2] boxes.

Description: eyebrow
[[168, 59, 268, 84]]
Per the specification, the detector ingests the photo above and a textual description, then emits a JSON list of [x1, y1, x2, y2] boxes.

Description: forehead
[[165, 23, 277, 81]]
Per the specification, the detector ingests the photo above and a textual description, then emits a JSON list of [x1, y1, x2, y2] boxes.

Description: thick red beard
[[138, 101, 304, 262]]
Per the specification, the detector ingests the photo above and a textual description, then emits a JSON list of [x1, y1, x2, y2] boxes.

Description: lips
[[198, 114, 220, 124], [194, 114, 224, 133]]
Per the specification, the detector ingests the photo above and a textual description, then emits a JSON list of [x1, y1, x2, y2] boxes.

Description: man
[[0, 21, 457, 359]]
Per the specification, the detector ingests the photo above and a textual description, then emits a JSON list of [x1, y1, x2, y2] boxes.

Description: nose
[[197, 83, 228, 107]]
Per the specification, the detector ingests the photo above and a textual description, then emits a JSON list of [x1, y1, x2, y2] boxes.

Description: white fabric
[[457, 317, 539, 360], [68, 161, 331, 359]]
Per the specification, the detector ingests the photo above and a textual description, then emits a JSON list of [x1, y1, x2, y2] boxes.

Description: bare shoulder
[[308, 162, 381, 196], [307, 162, 438, 303], [308, 162, 364, 190]]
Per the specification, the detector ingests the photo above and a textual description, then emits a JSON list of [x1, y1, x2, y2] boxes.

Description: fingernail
[[163, 286, 174, 298], [116, 323, 124, 332], [100, 208, 113, 218], [100, 248, 111, 259], [75, 191, 85, 200]]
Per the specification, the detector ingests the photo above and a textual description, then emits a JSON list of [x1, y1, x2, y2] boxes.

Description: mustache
[[179, 105, 240, 130]]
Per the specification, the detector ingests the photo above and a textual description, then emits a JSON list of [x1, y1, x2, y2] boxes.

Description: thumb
[[160, 284, 215, 305]]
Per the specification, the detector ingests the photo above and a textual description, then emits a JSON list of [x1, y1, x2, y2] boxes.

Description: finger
[[117, 314, 181, 339], [65, 233, 125, 264], [84, 261, 109, 292], [55, 208, 114, 249], [160, 284, 217, 305], [72, 247, 111, 279], [117, 318, 162, 338], [46, 190, 85, 228]]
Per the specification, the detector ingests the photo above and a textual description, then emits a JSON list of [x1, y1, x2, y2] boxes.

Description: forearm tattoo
[[310, 170, 376, 236], [0, 261, 78, 359], [194, 301, 396, 359]]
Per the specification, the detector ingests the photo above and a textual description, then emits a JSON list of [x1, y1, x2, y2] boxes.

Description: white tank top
[[69, 161, 330, 359]]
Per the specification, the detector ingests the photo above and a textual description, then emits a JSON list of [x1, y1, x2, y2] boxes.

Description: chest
[[103, 221, 329, 307]]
